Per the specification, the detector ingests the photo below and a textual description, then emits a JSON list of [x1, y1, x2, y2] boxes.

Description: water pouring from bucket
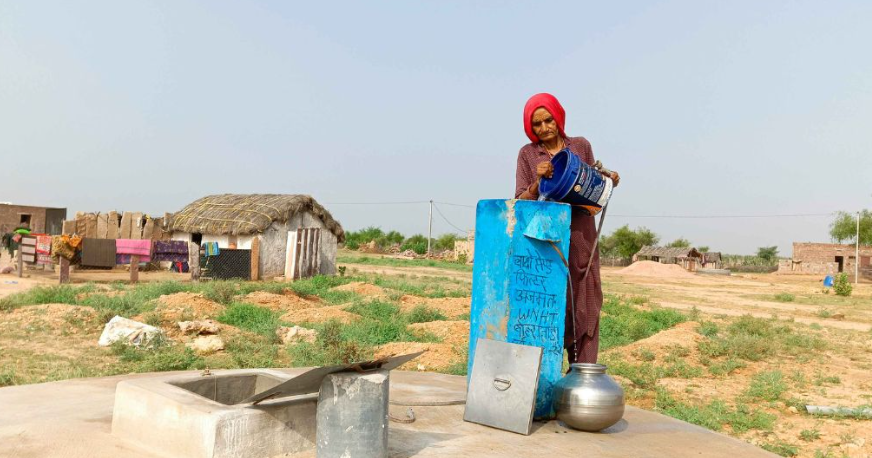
[[537, 149, 614, 216]]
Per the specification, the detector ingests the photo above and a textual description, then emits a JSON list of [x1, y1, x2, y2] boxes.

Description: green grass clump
[[111, 340, 203, 372], [369, 276, 469, 298], [774, 293, 795, 302], [286, 275, 359, 304], [225, 336, 281, 368], [697, 315, 825, 363], [336, 255, 473, 272], [799, 428, 821, 442], [0, 284, 86, 311], [405, 305, 448, 324], [0, 368, 19, 387], [761, 440, 799, 457], [216, 303, 280, 337], [600, 295, 686, 350], [706, 358, 746, 376], [745, 371, 787, 402], [697, 321, 719, 337], [287, 320, 373, 367], [655, 389, 775, 433]]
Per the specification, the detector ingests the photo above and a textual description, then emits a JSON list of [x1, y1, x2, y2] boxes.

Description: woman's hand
[[609, 171, 620, 187], [536, 161, 554, 179]]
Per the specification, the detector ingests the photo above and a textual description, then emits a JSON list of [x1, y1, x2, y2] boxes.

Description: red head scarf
[[523, 93, 566, 143]]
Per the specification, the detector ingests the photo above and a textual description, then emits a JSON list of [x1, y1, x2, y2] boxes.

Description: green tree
[[600, 225, 659, 260], [666, 237, 691, 248], [434, 233, 461, 251], [401, 234, 430, 255], [829, 210, 872, 245], [697, 246, 710, 253], [756, 246, 779, 262]]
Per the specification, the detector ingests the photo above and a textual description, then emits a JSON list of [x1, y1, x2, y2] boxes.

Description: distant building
[[0, 203, 67, 235], [778, 242, 872, 281], [701, 252, 723, 270], [633, 246, 703, 271], [454, 230, 475, 264], [169, 194, 344, 279]]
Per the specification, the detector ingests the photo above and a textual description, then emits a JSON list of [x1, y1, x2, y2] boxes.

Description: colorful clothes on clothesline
[[35, 235, 52, 255], [203, 242, 220, 256], [51, 235, 81, 262], [153, 240, 189, 262], [115, 239, 152, 264], [115, 239, 152, 256], [81, 238, 117, 267]]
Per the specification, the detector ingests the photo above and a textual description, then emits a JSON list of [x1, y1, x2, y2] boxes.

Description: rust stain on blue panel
[[468, 199, 571, 419]]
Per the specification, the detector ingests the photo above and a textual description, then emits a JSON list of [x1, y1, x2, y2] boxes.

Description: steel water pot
[[553, 363, 625, 431]]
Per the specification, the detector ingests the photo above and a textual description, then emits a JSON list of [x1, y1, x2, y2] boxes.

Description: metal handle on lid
[[492, 377, 512, 391]]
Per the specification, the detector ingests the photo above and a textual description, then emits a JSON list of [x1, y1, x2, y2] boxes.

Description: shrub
[[774, 293, 795, 302], [401, 234, 430, 255], [833, 273, 852, 296]]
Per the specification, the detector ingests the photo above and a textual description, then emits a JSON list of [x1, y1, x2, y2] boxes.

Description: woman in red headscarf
[[515, 93, 620, 364]]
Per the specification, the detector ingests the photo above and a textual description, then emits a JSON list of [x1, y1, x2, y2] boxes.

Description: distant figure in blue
[[515, 93, 620, 364]]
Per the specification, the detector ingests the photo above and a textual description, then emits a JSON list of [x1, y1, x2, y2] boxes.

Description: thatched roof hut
[[170, 194, 344, 242]]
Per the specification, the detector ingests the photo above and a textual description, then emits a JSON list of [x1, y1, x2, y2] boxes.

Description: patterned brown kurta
[[515, 136, 604, 364]]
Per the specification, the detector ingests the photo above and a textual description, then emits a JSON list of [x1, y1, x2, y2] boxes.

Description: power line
[[608, 213, 834, 219], [324, 201, 429, 205], [433, 201, 476, 208], [432, 203, 470, 234]]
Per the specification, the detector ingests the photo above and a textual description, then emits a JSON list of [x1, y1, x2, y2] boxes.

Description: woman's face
[[531, 108, 559, 142]]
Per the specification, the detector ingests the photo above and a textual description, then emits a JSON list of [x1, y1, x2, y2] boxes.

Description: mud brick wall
[[0, 205, 47, 234], [781, 242, 872, 280]]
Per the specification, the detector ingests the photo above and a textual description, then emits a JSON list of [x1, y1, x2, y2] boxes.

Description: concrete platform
[[0, 369, 776, 458]]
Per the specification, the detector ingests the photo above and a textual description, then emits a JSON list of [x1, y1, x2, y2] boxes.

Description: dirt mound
[[239, 291, 319, 311], [374, 342, 460, 371], [407, 320, 469, 347], [2, 303, 98, 332], [333, 282, 388, 297], [280, 305, 361, 324], [618, 261, 696, 279], [604, 321, 704, 363], [399, 296, 470, 318], [156, 292, 224, 321]]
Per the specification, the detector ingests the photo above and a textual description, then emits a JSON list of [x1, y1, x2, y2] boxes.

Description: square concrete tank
[[112, 369, 317, 458]]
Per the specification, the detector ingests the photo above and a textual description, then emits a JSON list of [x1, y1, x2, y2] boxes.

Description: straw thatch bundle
[[169, 194, 344, 241]]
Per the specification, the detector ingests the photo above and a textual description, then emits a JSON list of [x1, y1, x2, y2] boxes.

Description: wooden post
[[59, 257, 70, 284], [189, 242, 200, 282], [130, 255, 140, 284], [17, 249, 23, 278], [250, 236, 260, 281]]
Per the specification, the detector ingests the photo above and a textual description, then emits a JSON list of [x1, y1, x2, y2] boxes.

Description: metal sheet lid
[[243, 351, 423, 405]]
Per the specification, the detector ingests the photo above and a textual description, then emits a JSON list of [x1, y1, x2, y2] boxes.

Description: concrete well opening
[[168, 372, 284, 405]]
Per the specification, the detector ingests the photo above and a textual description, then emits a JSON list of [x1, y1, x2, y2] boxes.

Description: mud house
[[633, 246, 704, 271], [0, 203, 66, 235], [702, 252, 723, 269], [778, 242, 872, 281], [169, 194, 344, 280]]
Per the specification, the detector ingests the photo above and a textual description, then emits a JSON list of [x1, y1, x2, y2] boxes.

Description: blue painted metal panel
[[468, 199, 571, 419]]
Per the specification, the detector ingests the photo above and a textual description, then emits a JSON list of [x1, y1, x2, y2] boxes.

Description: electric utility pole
[[856, 210, 860, 286], [427, 200, 433, 257]]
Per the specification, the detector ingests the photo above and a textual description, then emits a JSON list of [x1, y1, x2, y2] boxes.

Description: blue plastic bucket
[[823, 275, 834, 288], [538, 149, 613, 216]]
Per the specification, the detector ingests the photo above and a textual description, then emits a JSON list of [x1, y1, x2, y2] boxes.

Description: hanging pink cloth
[[115, 239, 152, 261]]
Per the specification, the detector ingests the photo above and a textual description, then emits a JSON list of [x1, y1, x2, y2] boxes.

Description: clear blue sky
[[2, 1, 870, 255]]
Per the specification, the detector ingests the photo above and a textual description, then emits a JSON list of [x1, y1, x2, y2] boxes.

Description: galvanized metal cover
[[463, 338, 543, 435], [242, 352, 423, 404]]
